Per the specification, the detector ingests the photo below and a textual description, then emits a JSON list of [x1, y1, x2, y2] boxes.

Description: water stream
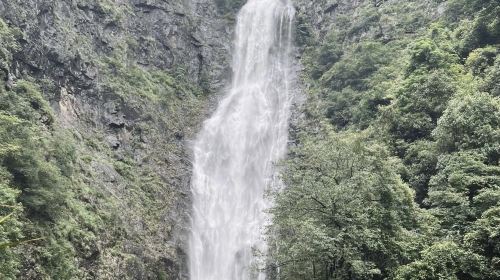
[[189, 0, 295, 279]]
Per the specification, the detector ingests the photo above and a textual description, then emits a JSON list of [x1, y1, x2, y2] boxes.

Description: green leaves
[[0, 18, 19, 81], [385, 69, 459, 144], [0, 182, 23, 279], [408, 39, 459, 72], [271, 126, 421, 279], [284, 0, 500, 279], [321, 41, 390, 92], [480, 55, 500, 96], [433, 92, 500, 155], [394, 241, 487, 280], [465, 207, 500, 278], [465, 46, 498, 76], [0, 24, 81, 275]]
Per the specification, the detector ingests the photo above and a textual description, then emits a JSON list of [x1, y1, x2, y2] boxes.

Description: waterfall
[[188, 0, 295, 279]]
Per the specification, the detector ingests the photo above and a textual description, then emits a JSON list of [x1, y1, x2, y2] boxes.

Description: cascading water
[[188, 0, 295, 279]]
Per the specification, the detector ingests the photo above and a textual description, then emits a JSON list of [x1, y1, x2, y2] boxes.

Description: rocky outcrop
[[0, 0, 233, 278], [0, 0, 231, 92]]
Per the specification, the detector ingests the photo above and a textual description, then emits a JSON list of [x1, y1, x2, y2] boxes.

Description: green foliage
[[271, 124, 423, 279], [465, 207, 500, 278], [321, 41, 389, 91], [481, 55, 500, 95], [446, 0, 500, 16], [310, 36, 343, 80], [0, 180, 23, 279], [401, 140, 438, 203], [295, 12, 314, 47], [0, 20, 102, 278], [0, 81, 70, 221], [465, 46, 498, 76], [0, 18, 18, 81], [105, 63, 200, 101], [0, 22, 24, 278], [316, 40, 395, 129], [408, 39, 458, 72], [0, 80, 54, 125], [0, 80, 84, 278], [98, 49, 205, 138], [426, 152, 500, 232], [393, 241, 487, 280], [433, 92, 500, 156], [278, 0, 500, 279], [454, 6, 500, 56], [384, 69, 458, 144]]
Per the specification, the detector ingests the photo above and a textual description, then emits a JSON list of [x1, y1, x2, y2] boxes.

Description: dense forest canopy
[[270, 0, 500, 279]]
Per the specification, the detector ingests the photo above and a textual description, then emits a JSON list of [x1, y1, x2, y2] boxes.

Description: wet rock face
[[0, 0, 233, 279], [0, 0, 231, 93]]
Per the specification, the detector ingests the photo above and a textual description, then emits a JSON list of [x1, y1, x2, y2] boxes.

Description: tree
[[433, 92, 500, 160], [464, 207, 500, 279], [393, 241, 487, 280], [425, 151, 500, 234], [270, 124, 423, 279], [481, 55, 500, 96]]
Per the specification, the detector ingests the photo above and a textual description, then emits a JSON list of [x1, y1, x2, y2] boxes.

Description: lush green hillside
[[271, 0, 500, 279]]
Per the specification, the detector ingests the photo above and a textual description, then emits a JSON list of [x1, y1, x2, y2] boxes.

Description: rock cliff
[[0, 0, 233, 278]]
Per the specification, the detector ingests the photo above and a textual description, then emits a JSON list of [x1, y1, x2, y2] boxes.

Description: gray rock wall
[[0, 0, 232, 91], [0, 0, 233, 278]]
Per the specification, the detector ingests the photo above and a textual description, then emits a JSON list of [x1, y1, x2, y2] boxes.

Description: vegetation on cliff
[[271, 0, 500, 279], [0, 3, 209, 276]]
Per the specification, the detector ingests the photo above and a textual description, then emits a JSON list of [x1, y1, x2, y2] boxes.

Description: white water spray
[[189, 0, 295, 279]]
